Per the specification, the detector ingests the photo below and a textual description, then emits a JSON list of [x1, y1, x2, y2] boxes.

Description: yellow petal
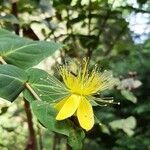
[[77, 97, 94, 131], [56, 94, 81, 120], [54, 97, 69, 111]]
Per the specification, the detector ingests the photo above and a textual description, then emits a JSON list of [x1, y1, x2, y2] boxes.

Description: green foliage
[[109, 116, 136, 136], [0, 29, 61, 69], [0, 28, 85, 149], [0, 64, 28, 102], [67, 127, 85, 150]]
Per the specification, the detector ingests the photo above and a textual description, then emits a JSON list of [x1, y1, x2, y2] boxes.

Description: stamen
[[94, 99, 114, 103], [97, 104, 108, 107], [81, 59, 88, 83]]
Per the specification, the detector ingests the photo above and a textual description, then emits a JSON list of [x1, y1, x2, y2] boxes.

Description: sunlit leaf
[[0, 29, 61, 69]]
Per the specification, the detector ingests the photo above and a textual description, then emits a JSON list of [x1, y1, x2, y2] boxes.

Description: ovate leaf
[[0, 29, 18, 38], [0, 29, 61, 69], [0, 64, 28, 102]]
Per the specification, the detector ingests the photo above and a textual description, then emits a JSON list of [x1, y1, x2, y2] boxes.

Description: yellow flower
[[55, 59, 116, 131]]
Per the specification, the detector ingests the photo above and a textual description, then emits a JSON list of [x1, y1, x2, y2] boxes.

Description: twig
[[11, 0, 19, 34], [53, 134, 61, 150], [97, 0, 116, 40], [66, 143, 72, 150], [37, 124, 43, 150], [104, 25, 127, 56], [0, 56, 7, 64], [24, 98, 37, 150], [0, 56, 41, 101], [88, 0, 92, 36], [120, 5, 150, 14]]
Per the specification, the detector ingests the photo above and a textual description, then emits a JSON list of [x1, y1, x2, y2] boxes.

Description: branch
[[11, 0, 19, 34], [104, 25, 127, 56], [37, 124, 43, 150], [53, 134, 61, 150], [88, 0, 92, 36], [24, 99, 37, 150], [119, 5, 150, 14], [96, 0, 116, 40]]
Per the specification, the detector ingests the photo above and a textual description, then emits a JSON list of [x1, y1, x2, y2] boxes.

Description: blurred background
[[0, 0, 150, 149]]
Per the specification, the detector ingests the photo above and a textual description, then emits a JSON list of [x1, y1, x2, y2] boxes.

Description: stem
[[11, 0, 19, 34], [88, 0, 92, 36], [25, 83, 41, 101], [52, 134, 61, 150], [66, 143, 72, 150], [0, 57, 41, 102], [0, 56, 7, 64], [52, 134, 57, 150], [37, 124, 43, 150], [24, 98, 37, 150]]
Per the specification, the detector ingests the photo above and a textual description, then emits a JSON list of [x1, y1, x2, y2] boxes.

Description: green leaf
[[68, 127, 85, 150], [0, 64, 28, 102], [0, 28, 19, 39], [0, 29, 61, 69], [23, 68, 70, 102], [99, 124, 110, 135], [121, 90, 137, 103], [0, 14, 19, 24]]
